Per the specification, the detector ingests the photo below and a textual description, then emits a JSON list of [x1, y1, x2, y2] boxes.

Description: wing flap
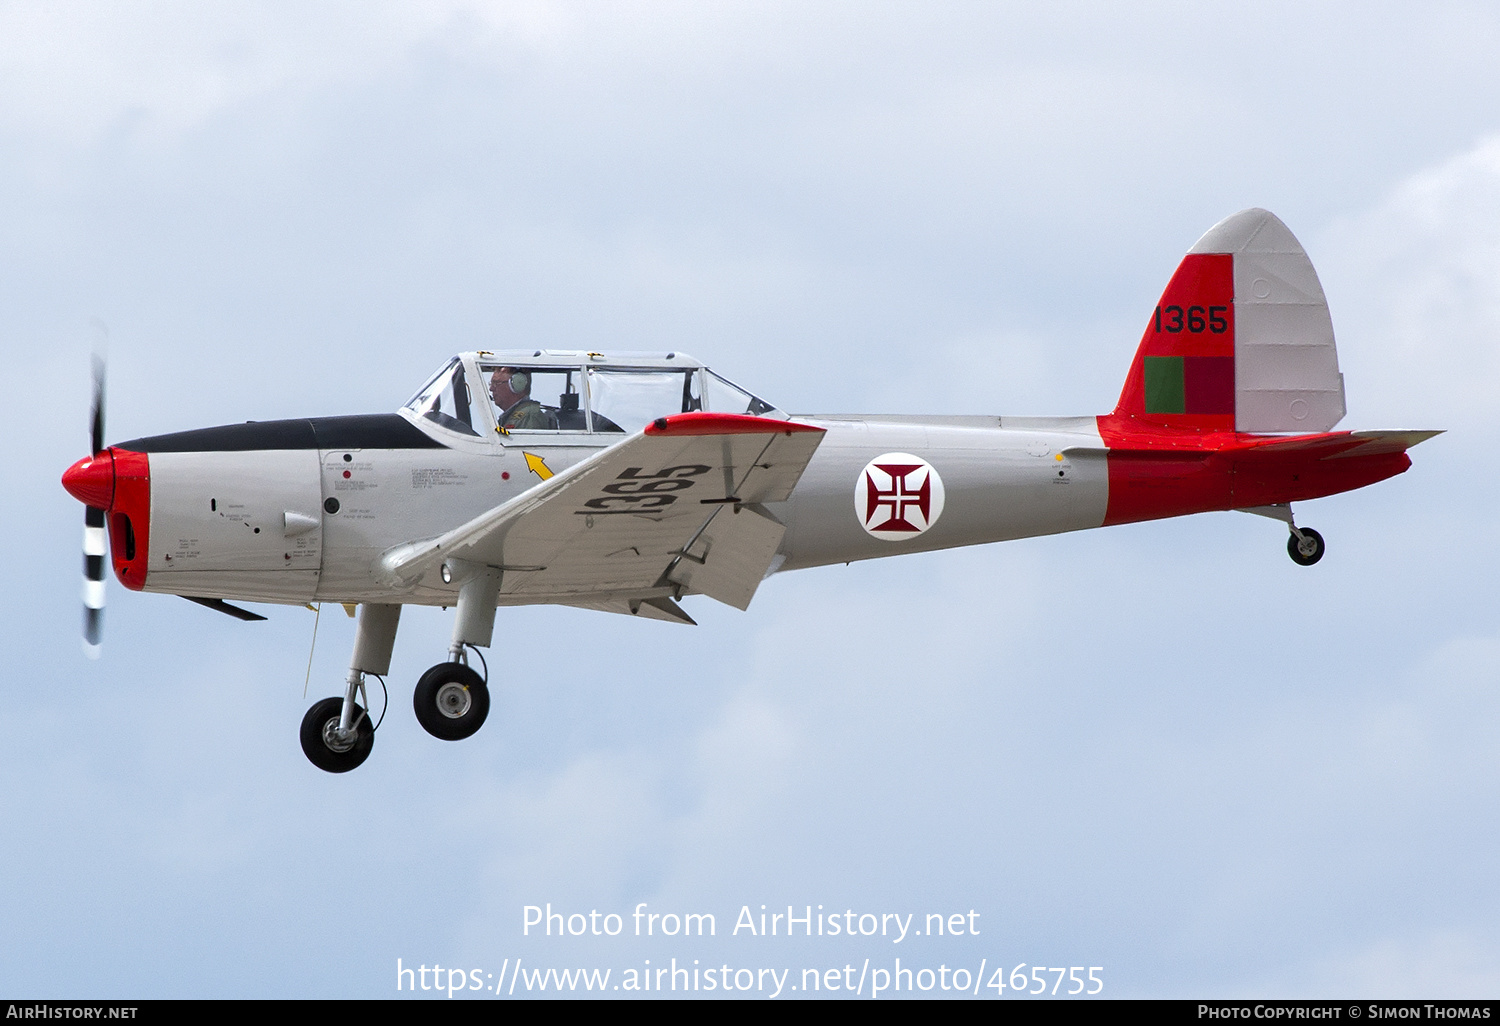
[[561, 595, 699, 625], [667, 505, 786, 611]]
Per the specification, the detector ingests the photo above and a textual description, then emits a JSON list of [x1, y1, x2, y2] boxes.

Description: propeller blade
[[82, 344, 108, 657], [83, 506, 106, 658], [90, 352, 106, 456]]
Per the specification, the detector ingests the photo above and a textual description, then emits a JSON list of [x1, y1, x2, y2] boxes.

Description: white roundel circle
[[855, 452, 946, 541]]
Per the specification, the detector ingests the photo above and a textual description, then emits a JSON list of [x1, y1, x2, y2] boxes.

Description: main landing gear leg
[[1237, 504, 1326, 566], [300, 603, 402, 773], [414, 562, 496, 742]]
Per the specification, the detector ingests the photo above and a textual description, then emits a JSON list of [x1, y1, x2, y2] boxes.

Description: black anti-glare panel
[[114, 415, 447, 452]]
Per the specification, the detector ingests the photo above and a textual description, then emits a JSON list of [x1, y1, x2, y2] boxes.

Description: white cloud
[[1321, 135, 1500, 433], [0, 1, 568, 146]]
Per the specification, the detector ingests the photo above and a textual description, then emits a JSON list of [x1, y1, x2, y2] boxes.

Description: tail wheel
[[413, 662, 490, 741], [300, 697, 374, 773], [1287, 527, 1325, 566]]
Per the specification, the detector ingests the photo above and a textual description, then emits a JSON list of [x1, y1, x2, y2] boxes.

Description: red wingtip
[[62, 451, 115, 509], [644, 412, 825, 436]]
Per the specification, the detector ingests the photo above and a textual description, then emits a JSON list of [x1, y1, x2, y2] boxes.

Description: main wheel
[[1287, 527, 1326, 566], [413, 662, 490, 741], [300, 696, 374, 773]]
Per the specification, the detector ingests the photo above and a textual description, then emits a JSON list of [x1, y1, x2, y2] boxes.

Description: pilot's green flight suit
[[500, 399, 554, 430]]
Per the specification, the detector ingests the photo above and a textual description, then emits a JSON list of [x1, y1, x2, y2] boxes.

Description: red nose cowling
[[62, 451, 116, 509]]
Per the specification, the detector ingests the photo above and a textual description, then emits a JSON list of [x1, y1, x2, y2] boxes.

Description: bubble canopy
[[403, 352, 780, 438]]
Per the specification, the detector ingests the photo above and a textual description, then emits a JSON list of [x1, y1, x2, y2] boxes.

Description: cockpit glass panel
[[404, 358, 480, 436], [585, 368, 702, 434], [477, 364, 587, 433], [405, 360, 453, 408], [705, 371, 776, 416]]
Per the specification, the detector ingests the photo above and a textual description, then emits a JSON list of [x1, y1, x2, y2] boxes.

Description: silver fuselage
[[140, 412, 1107, 608]]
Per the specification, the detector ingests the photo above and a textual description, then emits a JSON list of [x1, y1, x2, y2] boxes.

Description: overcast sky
[[3, 1, 1499, 999]]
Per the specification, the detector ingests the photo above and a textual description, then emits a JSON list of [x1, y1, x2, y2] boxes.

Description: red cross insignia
[[855, 453, 946, 540]]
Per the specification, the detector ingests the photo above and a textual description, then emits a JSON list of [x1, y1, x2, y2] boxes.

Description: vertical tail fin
[[1113, 208, 1345, 434]]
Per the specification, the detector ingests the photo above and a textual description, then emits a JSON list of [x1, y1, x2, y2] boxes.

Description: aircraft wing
[[380, 413, 826, 615]]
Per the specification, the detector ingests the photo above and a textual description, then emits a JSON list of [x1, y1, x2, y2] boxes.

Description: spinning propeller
[[82, 354, 108, 655], [65, 353, 109, 657], [63, 347, 271, 656]]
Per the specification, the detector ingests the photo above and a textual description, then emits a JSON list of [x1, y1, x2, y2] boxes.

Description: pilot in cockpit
[[489, 367, 557, 431]]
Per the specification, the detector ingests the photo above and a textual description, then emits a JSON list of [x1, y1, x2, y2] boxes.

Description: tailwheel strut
[[1237, 504, 1326, 567]]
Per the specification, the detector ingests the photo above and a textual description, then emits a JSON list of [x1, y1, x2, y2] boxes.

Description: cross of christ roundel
[[855, 453, 946, 541]]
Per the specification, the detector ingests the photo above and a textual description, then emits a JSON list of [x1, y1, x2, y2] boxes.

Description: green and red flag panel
[[1142, 355, 1235, 414]]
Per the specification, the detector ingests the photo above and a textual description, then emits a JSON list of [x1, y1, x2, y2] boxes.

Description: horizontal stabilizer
[[1237, 429, 1442, 460]]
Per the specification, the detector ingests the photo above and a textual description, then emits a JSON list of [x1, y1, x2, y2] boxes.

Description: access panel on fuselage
[[316, 446, 504, 600], [147, 449, 324, 597], [314, 437, 608, 604]]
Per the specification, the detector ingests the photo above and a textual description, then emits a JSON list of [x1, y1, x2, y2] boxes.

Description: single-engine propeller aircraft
[[62, 209, 1438, 772]]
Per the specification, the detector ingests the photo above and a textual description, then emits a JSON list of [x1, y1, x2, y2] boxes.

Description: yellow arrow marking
[[523, 452, 554, 480]]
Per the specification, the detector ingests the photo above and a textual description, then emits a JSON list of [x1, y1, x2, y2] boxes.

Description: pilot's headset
[[507, 370, 530, 395]]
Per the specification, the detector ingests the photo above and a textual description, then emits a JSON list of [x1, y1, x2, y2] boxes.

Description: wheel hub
[[436, 682, 472, 719], [322, 718, 358, 753]]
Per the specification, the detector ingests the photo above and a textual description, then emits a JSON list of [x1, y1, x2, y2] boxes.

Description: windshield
[[404, 359, 479, 436]]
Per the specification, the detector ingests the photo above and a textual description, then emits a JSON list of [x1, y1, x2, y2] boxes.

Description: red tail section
[[1097, 209, 1436, 528], [1113, 252, 1236, 433]]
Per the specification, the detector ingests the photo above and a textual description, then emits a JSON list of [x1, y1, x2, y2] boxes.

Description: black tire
[[300, 696, 374, 773], [413, 662, 490, 741], [1287, 527, 1325, 566]]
